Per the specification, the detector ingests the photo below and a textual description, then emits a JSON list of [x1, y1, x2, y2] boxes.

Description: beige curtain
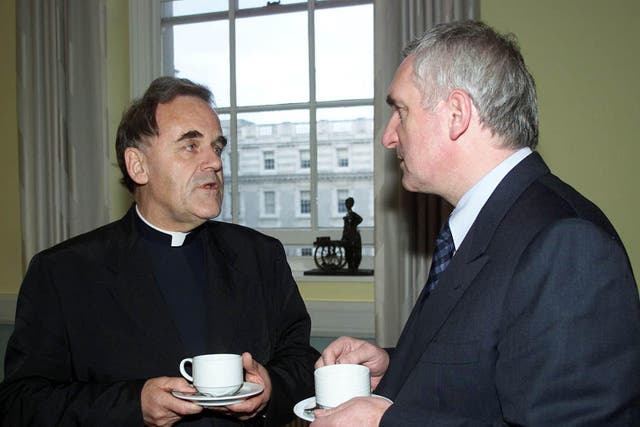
[[373, 0, 479, 347], [17, 0, 109, 268]]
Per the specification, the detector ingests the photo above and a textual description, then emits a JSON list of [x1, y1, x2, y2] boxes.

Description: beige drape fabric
[[17, 0, 109, 269], [373, 0, 479, 347]]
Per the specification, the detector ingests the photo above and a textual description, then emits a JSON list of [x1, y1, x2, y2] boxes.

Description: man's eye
[[185, 143, 196, 152], [214, 146, 224, 156]]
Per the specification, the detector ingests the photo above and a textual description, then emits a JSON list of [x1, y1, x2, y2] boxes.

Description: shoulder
[[516, 172, 619, 240], [33, 217, 129, 264], [203, 220, 284, 253]]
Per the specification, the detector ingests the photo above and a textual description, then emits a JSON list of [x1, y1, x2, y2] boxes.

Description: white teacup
[[179, 353, 243, 397], [314, 364, 371, 408]]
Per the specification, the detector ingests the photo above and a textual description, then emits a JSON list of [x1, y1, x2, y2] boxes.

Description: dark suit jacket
[[376, 153, 640, 426], [0, 207, 318, 426]]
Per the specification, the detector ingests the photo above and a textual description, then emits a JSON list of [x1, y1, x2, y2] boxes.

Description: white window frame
[[336, 146, 350, 169], [299, 148, 310, 170], [262, 150, 276, 172], [129, 0, 374, 267], [336, 189, 349, 215], [299, 189, 311, 216], [261, 190, 279, 218]]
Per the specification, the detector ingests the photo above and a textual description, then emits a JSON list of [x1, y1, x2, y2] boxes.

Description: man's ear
[[447, 90, 472, 141], [124, 147, 149, 186]]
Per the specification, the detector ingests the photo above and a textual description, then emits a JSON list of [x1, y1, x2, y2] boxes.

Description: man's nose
[[202, 145, 222, 170], [381, 114, 399, 148]]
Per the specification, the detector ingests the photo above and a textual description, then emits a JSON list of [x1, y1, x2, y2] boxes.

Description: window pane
[[239, 0, 306, 8], [300, 190, 311, 214], [317, 106, 373, 228], [164, 21, 230, 107], [263, 151, 275, 170], [236, 13, 308, 105], [162, 0, 228, 18], [300, 149, 310, 169], [337, 189, 348, 213], [237, 110, 310, 229], [264, 191, 276, 214], [216, 114, 232, 222], [315, 5, 373, 101]]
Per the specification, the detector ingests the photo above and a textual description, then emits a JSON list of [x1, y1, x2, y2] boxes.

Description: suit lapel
[[379, 153, 551, 398]]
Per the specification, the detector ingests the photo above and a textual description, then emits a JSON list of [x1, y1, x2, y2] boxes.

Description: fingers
[[316, 336, 371, 368], [316, 336, 353, 368], [141, 377, 203, 427], [242, 352, 258, 374]]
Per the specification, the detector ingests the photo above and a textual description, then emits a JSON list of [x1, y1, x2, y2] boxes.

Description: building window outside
[[337, 189, 349, 214], [300, 190, 311, 214], [160, 0, 374, 255], [264, 191, 276, 215], [337, 147, 349, 168], [300, 149, 310, 169], [263, 150, 275, 171]]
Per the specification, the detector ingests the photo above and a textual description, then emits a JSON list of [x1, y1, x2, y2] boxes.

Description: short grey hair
[[405, 21, 538, 149]]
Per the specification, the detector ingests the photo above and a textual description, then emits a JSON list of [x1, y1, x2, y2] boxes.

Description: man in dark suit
[[312, 21, 640, 426], [0, 77, 318, 426]]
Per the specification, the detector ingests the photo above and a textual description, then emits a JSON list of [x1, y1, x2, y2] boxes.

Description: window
[[263, 191, 276, 215], [337, 147, 349, 168], [263, 150, 275, 171], [159, 0, 374, 263], [337, 189, 349, 214], [300, 190, 311, 215], [300, 149, 310, 169]]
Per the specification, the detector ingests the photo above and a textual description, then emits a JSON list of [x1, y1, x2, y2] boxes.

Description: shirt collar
[[449, 147, 532, 250], [135, 205, 190, 247]]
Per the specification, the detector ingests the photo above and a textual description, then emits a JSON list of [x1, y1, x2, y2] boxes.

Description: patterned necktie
[[425, 222, 455, 293]]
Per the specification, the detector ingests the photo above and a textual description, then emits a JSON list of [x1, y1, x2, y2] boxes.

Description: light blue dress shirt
[[449, 147, 532, 252]]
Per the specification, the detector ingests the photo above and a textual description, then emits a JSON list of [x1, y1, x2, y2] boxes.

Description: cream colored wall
[[0, 1, 22, 295], [482, 0, 640, 280], [107, 0, 134, 220]]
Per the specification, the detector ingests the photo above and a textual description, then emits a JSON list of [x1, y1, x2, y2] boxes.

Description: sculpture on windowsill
[[304, 197, 373, 276], [341, 197, 362, 271]]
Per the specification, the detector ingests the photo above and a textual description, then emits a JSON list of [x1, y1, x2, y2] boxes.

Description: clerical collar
[[135, 205, 190, 247]]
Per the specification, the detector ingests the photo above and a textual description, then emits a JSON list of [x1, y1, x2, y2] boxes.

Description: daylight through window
[[161, 0, 374, 257]]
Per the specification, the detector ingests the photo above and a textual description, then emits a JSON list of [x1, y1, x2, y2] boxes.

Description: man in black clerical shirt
[[0, 77, 318, 426]]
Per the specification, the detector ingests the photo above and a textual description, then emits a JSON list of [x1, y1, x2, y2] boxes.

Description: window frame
[[130, 0, 374, 258]]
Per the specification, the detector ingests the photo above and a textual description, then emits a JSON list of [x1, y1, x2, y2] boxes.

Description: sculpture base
[[303, 268, 374, 276]]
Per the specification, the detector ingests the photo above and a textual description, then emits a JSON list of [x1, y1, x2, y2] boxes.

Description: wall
[[0, 1, 22, 297], [482, 0, 640, 280], [107, 0, 134, 220]]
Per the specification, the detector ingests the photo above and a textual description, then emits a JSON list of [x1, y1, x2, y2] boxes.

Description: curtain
[[373, 0, 479, 347], [17, 0, 109, 268]]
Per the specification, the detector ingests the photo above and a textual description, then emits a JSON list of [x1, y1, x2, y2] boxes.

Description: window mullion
[[229, 0, 239, 224], [308, 0, 318, 235]]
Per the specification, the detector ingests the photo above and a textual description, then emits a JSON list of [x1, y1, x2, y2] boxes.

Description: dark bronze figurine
[[341, 197, 362, 271]]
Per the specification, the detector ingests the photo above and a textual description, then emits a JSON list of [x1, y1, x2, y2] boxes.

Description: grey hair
[[405, 21, 538, 149]]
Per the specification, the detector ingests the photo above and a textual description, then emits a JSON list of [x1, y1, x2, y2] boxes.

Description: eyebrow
[[177, 130, 203, 142], [176, 130, 227, 148], [386, 95, 397, 108]]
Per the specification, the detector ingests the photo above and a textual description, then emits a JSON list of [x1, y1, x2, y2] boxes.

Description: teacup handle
[[179, 358, 193, 382]]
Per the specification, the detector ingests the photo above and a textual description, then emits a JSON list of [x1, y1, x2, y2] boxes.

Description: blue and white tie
[[425, 222, 455, 293]]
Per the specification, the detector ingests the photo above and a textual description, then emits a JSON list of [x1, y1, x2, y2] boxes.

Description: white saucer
[[172, 382, 264, 407], [293, 394, 392, 422]]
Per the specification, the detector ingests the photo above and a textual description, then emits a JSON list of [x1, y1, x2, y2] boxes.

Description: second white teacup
[[314, 364, 371, 408], [179, 353, 243, 397]]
